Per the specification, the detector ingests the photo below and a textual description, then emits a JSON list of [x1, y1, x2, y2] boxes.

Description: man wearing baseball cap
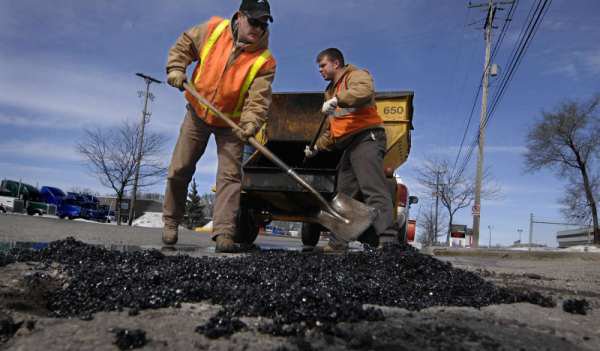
[[163, 0, 276, 252]]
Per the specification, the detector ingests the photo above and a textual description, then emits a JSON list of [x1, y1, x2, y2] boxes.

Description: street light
[[487, 225, 493, 248], [517, 228, 523, 243]]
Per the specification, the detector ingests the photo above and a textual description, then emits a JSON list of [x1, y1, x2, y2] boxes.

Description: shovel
[[183, 82, 376, 242]]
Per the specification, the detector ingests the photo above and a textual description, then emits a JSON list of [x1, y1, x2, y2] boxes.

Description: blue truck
[[78, 193, 109, 222], [40, 187, 109, 222], [40, 187, 82, 219]]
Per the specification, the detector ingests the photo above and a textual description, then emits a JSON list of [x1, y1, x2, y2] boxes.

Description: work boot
[[215, 234, 238, 253], [314, 235, 348, 253], [358, 226, 380, 248], [162, 224, 178, 246]]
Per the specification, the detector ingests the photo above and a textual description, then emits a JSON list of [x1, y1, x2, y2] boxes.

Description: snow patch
[[132, 212, 164, 228], [562, 245, 600, 253]]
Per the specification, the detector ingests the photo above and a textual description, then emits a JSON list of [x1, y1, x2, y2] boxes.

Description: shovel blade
[[315, 193, 377, 242]]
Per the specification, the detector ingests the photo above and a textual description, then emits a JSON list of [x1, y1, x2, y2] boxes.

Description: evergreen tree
[[184, 178, 206, 229]]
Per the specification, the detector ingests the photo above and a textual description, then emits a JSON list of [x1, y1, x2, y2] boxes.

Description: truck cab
[[59, 195, 82, 219], [40, 186, 66, 207], [0, 179, 56, 216]]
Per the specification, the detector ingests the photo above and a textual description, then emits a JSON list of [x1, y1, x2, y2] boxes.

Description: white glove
[[304, 145, 318, 159], [321, 96, 338, 114]]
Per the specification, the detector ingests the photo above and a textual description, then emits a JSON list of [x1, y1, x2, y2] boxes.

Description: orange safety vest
[[184, 17, 274, 127], [329, 71, 382, 139]]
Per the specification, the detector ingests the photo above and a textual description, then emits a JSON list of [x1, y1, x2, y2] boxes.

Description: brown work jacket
[[316, 64, 383, 150], [166, 13, 276, 130]]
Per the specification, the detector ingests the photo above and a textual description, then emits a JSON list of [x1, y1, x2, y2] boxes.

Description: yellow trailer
[[239, 91, 416, 246]]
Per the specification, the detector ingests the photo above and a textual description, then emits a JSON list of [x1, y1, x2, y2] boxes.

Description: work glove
[[167, 70, 187, 91], [234, 123, 257, 142], [304, 145, 318, 159], [321, 96, 338, 114]]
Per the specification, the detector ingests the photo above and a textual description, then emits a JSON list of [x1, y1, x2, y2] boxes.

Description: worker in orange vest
[[305, 48, 393, 251], [163, 0, 276, 252]]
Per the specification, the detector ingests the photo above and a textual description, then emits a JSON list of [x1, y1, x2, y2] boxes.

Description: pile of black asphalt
[[1, 238, 554, 338]]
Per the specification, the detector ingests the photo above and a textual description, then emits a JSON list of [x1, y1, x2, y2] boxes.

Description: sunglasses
[[246, 15, 268, 31]]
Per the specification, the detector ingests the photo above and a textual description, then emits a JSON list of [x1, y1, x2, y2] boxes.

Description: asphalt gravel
[[110, 328, 147, 350], [562, 299, 591, 315], [1, 238, 554, 339]]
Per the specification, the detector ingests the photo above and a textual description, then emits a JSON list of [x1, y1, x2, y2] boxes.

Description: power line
[[483, 0, 552, 128], [452, 0, 551, 182], [450, 0, 518, 180]]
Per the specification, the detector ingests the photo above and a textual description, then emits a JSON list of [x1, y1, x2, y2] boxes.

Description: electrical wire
[[451, 0, 551, 181], [450, 0, 518, 180]]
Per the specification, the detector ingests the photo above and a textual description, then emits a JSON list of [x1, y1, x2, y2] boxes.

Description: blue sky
[[1, 1, 598, 245]]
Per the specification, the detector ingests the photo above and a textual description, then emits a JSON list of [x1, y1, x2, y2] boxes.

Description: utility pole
[[487, 225, 493, 248], [128, 73, 162, 226], [469, 0, 497, 248], [528, 213, 534, 251]]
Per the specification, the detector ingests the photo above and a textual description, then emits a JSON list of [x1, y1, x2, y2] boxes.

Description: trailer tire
[[235, 207, 259, 244], [301, 223, 322, 247]]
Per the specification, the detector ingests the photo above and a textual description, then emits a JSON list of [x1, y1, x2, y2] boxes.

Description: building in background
[[556, 227, 594, 248]]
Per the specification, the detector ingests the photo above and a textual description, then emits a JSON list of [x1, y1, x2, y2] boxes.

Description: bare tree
[[77, 120, 168, 225], [416, 157, 501, 245], [68, 187, 99, 196], [524, 95, 600, 244], [417, 202, 447, 246], [559, 174, 599, 225]]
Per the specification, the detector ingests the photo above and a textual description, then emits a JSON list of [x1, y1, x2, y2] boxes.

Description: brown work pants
[[337, 128, 394, 237], [163, 106, 243, 239]]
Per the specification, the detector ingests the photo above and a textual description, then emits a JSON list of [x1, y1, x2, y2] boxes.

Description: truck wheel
[[301, 223, 322, 247], [234, 207, 259, 244]]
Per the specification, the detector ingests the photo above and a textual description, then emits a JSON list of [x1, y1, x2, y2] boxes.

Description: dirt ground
[[1, 248, 598, 350], [1, 215, 599, 350]]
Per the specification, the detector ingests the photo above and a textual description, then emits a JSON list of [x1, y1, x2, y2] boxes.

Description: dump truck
[[0, 179, 57, 216], [236, 91, 417, 246]]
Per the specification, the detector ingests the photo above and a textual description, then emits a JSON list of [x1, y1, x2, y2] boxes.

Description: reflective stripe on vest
[[232, 49, 272, 117], [193, 19, 271, 118], [195, 19, 230, 86], [331, 107, 357, 118], [329, 70, 382, 138]]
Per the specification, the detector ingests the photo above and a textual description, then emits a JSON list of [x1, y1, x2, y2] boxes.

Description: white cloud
[[0, 140, 82, 161], [547, 63, 578, 79], [544, 49, 600, 79], [0, 54, 184, 132], [584, 50, 600, 74]]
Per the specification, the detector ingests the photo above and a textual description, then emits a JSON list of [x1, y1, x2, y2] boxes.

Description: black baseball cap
[[239, 0, 273, 23]]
